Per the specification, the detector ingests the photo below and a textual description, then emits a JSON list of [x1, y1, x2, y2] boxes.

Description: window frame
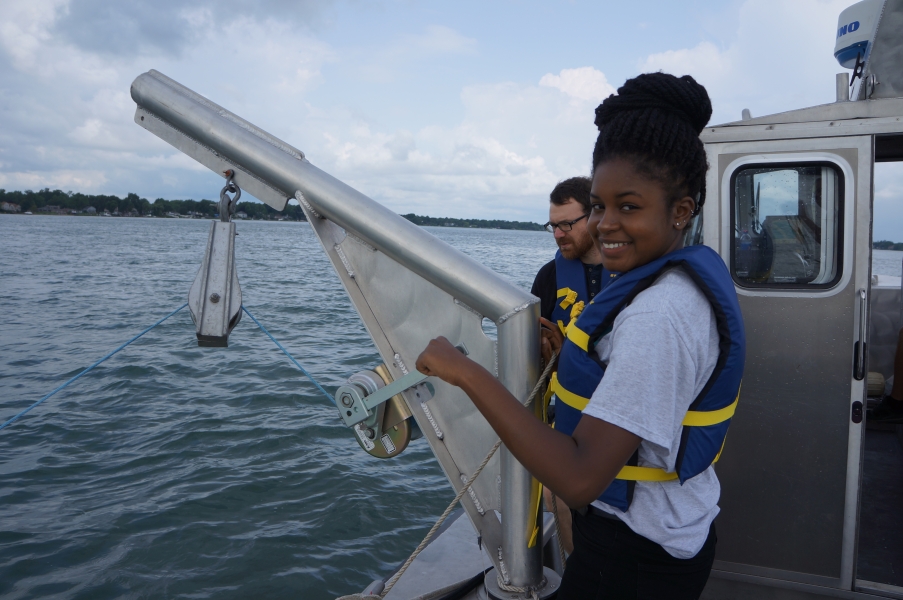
[[726, 158, 848, 292]]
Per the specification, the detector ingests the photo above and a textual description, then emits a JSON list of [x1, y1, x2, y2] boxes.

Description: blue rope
[[0, 303, 188, 433], [242, 306, 334, 404]]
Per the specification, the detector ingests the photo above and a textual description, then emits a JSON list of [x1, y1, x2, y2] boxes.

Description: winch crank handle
[[358, 344, 469, 411], [335, 344, 468, 427], [358, 370, 430, 411]]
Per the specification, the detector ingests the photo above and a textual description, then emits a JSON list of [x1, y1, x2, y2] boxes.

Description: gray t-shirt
[[582, 267, 720, 559]]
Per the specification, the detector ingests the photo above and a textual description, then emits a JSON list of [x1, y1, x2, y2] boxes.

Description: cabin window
[[730, 163, 843, 288]]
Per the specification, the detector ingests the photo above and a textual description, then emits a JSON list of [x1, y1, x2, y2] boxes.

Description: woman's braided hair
[[592, 72, 712, 216]]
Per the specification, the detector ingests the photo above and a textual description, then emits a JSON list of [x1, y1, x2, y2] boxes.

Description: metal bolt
[[209, 293, 220, 303], [340, 394, 354, 407], [365, 428, 375, 439]]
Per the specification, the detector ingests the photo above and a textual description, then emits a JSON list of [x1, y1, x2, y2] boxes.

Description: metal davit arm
[[130, 70, 546, 593], [130, 70, 527, 322]]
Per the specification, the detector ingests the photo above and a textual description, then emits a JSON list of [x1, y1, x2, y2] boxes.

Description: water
[[1, 216, 901, 600], [0, 215, 555, 600], [874, 248, 903, 278]]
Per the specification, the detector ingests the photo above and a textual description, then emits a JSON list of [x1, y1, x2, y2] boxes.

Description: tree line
[[874, 240, 903, 251], [0, 188, 307, 220], [0, 189, 546, 230], [401, 213, 544, 231]]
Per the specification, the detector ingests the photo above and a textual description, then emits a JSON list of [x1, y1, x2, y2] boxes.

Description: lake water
[[874, 248, 903, 278], [1, 215, 901, 599]]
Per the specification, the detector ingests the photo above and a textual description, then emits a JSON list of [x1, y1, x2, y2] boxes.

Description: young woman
[[416, 73, 745, 600]]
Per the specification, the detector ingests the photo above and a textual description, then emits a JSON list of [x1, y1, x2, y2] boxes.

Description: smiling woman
[[416, 72, 745, 600]]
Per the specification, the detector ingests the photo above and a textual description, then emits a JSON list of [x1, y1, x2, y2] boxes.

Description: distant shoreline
[[0, 209, 546, 231], [0, 189, 545, 230], [3, 211, 901, 243], [14, 189, 903, 238]]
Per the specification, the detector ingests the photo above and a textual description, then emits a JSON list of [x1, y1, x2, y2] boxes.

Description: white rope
[[379, 438, 503, 597], [371, 354, 558, 600], [496, 575, 544, 600], [549, 492, 567, 569]]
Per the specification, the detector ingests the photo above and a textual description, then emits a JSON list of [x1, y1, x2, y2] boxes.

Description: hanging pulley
[[188, 170, 243, 347]]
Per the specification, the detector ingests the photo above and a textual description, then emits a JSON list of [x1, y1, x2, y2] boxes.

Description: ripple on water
[[0, 216, 557, 599]]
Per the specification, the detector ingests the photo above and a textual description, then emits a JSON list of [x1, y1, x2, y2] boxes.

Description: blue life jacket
[[550, 245, 745, 511], [551, 250, 615, 334]]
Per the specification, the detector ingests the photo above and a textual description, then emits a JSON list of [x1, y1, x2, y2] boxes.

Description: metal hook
[[219, 169, 241, 222]]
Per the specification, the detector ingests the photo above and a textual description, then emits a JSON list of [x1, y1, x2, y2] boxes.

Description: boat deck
[[382, 509, 491, 600], [858, 425, 903, 589]]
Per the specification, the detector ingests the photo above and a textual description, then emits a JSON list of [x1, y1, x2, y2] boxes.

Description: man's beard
[[559, 231, 595, 261]]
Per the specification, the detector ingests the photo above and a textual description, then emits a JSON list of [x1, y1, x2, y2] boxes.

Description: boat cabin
[[699, 1, 903, 597]]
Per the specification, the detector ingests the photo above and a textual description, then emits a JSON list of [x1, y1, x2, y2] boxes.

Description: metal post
[[497, 306, 543, 589], [836, 72, 851, 102]]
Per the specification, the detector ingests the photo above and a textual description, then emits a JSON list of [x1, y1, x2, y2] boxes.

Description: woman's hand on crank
[[540, 317, 563, 364], [416, 337, 475, 387]]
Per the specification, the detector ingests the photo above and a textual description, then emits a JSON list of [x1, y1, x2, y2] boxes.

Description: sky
[[1, 0, 902, 239]]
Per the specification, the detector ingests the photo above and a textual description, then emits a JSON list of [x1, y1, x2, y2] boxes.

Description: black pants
[[556, 510, 716, 600]]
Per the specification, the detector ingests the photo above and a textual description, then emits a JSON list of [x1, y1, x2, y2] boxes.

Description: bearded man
[[531, 176, 611, 332], [532, 176, 612, 557]]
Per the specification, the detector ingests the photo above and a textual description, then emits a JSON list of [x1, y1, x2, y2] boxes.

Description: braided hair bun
[[592, 72, 712, 215]]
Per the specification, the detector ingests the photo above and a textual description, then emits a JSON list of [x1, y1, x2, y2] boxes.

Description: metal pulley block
[[188, 171, 242, 347], [339, 364, 420, 459]]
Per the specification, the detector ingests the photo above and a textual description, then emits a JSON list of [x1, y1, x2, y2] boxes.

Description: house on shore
[[1, 202, 21, 213]]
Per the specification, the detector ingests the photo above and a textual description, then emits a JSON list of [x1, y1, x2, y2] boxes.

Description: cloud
[[636, 0, 902, 241], [539, 67, 616, 103], [50, 0, 328, 58], [639, 41, 731, 91], [640, 0, 851, 125], [396, 25, 478, 57], [295, 68, 608, 220], [0, 3, 333, 201], [0, 0, 67, 71], [354, 25, 478, 84]]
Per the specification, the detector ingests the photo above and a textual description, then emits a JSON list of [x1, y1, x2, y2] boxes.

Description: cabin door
[[703, 136, 871, 591]]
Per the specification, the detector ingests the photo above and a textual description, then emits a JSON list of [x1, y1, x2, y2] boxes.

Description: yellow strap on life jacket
[[549, 375, 740, 482], [557, 288, 578, 310], [528, 480, 544, 548], [549, 372, 590, 411], [682, 394, 740, 426], [542, 380, 555, 423], [616, 465, 680, 481], [552, 372, 740, 429], [615, 437, 729, 481], [565, 324, 590, 352]]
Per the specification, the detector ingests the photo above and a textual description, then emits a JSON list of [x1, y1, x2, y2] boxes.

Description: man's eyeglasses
[[544, 213, 588, 233]]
